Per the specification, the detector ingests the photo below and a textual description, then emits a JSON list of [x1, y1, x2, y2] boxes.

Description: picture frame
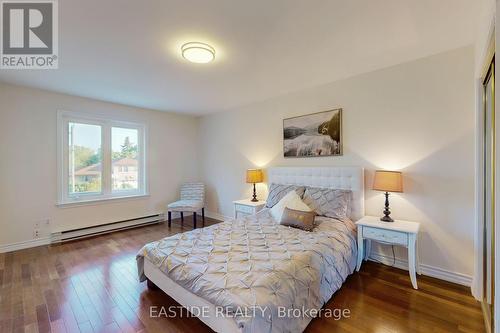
[[283, 108, 343, 158]]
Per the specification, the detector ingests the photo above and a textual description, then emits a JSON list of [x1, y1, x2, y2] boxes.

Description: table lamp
[[246, 169, 263, 202], [373, 170, 403, 222]]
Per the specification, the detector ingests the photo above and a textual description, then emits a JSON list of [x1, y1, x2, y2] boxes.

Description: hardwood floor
[[0, 217, 484, 333]]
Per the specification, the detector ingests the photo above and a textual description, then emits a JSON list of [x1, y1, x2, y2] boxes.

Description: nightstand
[[233, 199, 265, 218], [356, 216, 421, 289]]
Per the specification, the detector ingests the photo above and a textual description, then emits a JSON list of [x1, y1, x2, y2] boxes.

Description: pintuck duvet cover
[[137, 209, 357, 333]]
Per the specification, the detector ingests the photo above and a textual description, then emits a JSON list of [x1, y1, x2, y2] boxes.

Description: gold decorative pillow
[[280, 207, 316, 231]]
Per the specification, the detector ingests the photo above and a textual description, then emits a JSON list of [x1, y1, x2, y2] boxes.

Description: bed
[[137, 167, 364, 333]]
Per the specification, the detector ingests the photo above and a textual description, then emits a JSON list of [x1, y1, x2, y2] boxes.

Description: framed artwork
[[283, 108, 342, 157]]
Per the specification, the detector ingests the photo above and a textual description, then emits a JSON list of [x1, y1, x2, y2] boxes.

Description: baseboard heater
[[50, 214, 164, 244]]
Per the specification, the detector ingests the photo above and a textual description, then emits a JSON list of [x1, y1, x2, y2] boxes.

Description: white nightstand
[[356, 216, 421, 289], [233, 199, 265, 218]]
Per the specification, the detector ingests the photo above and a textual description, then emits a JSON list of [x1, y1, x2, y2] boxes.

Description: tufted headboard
[[267, 167, 365, 221]]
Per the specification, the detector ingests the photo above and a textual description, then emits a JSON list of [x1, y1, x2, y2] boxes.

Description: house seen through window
[[60, 112, 146, 204]]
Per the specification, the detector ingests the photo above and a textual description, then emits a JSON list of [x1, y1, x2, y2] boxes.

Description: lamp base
[[380, 215, 394, 222], [380, 191, 394, 222], [251, 183, 258, 202]]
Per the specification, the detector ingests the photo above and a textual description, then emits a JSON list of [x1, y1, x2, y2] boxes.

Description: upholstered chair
[[167, 182, 205, 229]]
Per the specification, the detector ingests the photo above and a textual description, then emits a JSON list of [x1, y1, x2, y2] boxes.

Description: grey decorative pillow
[[265, 183, 306, 208], [303, 187, 352, 221], [280, 207, 315, 231]]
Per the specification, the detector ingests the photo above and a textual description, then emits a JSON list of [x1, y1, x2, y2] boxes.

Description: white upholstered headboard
[[267, 167, 365, 221]]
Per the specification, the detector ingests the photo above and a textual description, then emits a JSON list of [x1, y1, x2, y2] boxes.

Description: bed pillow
[[265, 183, 306, 208], [280, 207, 316, 231], [270, 190, 311, 222], [303, 187, 352, 221]]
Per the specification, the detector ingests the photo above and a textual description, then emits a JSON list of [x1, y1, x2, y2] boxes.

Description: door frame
[[475, 25, 495, 332], [483, 55, 496, 333]]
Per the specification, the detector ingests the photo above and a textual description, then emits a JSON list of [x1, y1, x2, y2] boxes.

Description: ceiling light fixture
[[181, 42, 215, 63]]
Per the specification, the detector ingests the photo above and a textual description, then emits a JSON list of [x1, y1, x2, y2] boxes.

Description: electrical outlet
[[33, 219, 50, 239]]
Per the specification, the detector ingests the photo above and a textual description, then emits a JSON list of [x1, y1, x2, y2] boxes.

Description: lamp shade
[[373, 170, 403, 193], [246, 169, 263, 183]]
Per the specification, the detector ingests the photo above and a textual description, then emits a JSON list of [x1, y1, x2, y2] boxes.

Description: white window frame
[[57, 111, 148, 206]]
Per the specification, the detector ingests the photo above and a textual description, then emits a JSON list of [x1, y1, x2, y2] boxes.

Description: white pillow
[[270, 190, 312, 222]]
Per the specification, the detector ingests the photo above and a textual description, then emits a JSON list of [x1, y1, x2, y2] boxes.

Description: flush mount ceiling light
[[181, 42, 215, 63]]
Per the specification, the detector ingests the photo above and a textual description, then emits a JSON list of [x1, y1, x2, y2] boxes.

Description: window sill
[[57, 193, 150, 208]]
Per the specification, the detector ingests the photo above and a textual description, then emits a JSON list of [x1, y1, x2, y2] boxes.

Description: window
[[68, 122, 102, 195], [112, 127, 139, 191], [58, 112, 147, 204]]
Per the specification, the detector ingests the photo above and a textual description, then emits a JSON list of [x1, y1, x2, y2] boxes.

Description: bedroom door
[[483, 56, 495, 333]]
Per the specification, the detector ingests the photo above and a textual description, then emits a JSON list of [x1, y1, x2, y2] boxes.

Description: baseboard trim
[[205, 211, 231, 221], [0, 214, 162, 253], [369, 252, 472, 287], [0, 237, 51, 253]]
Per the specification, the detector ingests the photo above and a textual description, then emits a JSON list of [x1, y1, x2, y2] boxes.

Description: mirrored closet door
[[483, 56, 495, 333]]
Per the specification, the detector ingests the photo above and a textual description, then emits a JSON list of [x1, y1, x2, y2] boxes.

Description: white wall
[[199, 46, 476, 281], [0, 83, 199, 249]]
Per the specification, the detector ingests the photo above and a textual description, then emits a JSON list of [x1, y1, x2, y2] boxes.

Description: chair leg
[[181, 212, 184, 223], [168, 211, 171, 228], [202, 208, 205, 227], [193, 212, 197, 229]]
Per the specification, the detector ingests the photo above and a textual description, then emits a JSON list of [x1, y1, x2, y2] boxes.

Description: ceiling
[[0, 0, 483, 115]]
